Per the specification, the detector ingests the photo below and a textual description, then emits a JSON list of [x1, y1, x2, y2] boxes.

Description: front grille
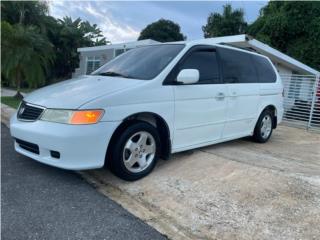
[[17, 102, 44, 121], [16, 138, 39, 154]]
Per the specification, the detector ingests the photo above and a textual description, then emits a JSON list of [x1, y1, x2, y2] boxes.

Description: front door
[[172, 47, 228, 151]]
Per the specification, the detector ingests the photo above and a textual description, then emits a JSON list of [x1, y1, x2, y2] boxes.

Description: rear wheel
[[253, 110, 273, 143], [109, 122, 160, 181]]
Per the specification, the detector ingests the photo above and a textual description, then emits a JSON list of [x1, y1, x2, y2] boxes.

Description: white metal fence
[[281, 74, 320, 131]]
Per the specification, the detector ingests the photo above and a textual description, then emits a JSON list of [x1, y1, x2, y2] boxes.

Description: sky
[[49, 1, 267, 43]]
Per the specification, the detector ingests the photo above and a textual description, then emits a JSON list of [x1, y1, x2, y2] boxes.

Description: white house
[[74, 39, 159, 76]]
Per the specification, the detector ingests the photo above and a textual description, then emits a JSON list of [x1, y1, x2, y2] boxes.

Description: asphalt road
[[1, 124, 166, 240]]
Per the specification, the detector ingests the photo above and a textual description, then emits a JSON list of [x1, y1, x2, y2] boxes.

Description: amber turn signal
[[70, 110, 104, 124]]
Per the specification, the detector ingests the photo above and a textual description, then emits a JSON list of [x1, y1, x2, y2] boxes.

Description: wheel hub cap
[[123, 131, 156, 173], [261, 115, 272, 139]]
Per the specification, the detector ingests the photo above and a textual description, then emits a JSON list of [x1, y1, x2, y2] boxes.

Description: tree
[[1, 1, 49, 26], [248, 1, 320, 70], [1, 22, 54, 98], [202, 4, 247, 38], [138, 19, 186, 42], [1, 1, 109, 84], [48, 17, 108, 79]]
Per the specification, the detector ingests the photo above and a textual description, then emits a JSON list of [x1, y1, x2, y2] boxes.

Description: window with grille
[[115, 48, 133, 58], [115, 49, 125, 57], [86, 56, 101, 74]]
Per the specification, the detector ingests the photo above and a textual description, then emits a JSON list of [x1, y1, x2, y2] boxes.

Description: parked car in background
[[10, 41, 283, 181]]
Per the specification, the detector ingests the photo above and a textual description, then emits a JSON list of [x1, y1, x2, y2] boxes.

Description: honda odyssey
[[10, 40, 284, 181]]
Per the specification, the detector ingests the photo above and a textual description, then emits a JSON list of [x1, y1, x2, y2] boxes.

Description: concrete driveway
[[84, 125, 320, 240]]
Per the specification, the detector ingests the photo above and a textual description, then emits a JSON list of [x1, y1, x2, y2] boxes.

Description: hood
[[24, 75, 143, 109]]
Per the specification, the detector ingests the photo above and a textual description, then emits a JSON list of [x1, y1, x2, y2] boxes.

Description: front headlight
[[40, 109, 104, 125]]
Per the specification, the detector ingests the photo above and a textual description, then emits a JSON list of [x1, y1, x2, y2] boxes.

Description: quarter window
[[179, 49, 220, 84], [86, 56, 101, 74], [252, 55, 277, 83], [219, 48, 257, 84]]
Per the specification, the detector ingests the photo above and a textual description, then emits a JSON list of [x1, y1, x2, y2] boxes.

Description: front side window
[[219, 48, 257, 84], [94, 44, 185, 80], [86, 56, 101, 74], [179, 49, 220, 84]]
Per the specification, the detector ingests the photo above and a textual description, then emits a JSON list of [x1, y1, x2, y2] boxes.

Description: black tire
[[253, 109, 274, 143], [109, 121, 160, 181]]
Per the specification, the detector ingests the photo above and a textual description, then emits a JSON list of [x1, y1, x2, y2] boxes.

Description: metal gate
[[281, 74, 320, 131]]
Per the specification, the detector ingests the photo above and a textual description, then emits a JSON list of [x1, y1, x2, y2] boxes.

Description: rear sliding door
[[217, 47, 260, 138]]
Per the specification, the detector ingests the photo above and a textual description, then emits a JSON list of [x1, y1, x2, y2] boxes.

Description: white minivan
[[10, 41, 284, 181]]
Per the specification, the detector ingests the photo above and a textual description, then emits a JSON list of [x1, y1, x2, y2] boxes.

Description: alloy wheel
[[122, 131, 156, 173], [261, 115, 272, 139]]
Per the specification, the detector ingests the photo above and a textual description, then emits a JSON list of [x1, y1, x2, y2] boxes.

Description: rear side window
[[252, 55, 277, 83], [218, 47, 257, 84], [179, 50, 220, 84]]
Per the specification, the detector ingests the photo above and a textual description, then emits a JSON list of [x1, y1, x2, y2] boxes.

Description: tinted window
[[219, 48, 257, 84], [180, 50, 220, 84], [94, 44, 185, 80], [252, 55, 277, 83]]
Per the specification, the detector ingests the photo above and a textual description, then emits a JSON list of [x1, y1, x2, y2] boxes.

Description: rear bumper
[[273, 105, 284, 129], [10, 114, 120, 170], [277, 106, 284, 124]]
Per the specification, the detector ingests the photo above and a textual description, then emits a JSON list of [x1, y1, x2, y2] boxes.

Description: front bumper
[[10, 114, 120, 170]]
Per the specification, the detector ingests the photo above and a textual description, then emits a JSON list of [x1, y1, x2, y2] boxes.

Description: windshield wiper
[[97, 71, 130, 78]]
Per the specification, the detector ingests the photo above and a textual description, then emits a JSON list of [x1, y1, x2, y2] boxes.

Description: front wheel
[[253, 110, 274, 143], [109, 121, 160, 181]]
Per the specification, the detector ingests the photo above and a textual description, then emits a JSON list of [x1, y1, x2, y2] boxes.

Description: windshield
[[93, 44, 185, 80]]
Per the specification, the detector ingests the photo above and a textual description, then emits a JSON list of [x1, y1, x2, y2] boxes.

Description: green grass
[[1, 96, 21, 109]]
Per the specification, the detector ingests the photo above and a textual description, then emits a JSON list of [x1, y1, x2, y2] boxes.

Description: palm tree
[[51, 17, 108, 78], [1, 21, 54, 99], [202, 4, 247, 38]]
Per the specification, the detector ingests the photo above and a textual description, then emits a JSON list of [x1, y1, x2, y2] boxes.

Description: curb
[[79, 171, 194, 240]]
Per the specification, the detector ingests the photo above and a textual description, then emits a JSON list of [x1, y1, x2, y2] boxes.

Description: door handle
[[215, 92, 225, 100]]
